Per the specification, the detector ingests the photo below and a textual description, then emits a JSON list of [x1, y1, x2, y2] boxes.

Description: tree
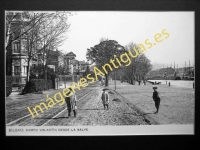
[[6, 12, 72, 94], [122, 42, 152, 84], [6, 12, 52, 75], [86, 39, 124, 86], [37, 12, 70, 89]]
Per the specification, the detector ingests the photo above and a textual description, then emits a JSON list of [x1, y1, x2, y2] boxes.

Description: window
[[14, 66, 20, 75], [12, 41, 20, 53]]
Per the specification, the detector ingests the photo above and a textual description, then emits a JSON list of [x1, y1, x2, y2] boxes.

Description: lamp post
[[64, 70, 66, 88]]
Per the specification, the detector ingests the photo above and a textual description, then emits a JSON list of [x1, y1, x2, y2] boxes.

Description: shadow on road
[[34, 117, 69, 119], [123, 112, 155, 116], [79, 108, 100, 110]]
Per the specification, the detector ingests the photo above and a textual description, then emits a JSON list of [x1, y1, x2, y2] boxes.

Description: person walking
[[65, 88, 77, 117], [101, 88, 109, 110], [152, 87, 160, 114]]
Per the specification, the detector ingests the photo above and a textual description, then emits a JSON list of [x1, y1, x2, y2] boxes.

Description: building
[[6, 12, 38, 85], [148, 67, 194, 80], [47, 50, 65, 74], [64, 52, 76, 74]]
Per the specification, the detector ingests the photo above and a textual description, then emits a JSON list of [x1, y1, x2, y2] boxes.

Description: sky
[[59, 11, 194, 68]]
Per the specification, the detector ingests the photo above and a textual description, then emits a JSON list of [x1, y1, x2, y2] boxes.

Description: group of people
[[64, 87, 110, 118], [64, 85, 160, 118]]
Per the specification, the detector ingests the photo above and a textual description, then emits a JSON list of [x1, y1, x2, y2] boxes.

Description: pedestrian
[[169, 82, 170, 86], [101, 88, 109, 110], [65, 88, 77, 117], [152, 87, 161, 114], [138, 80, 141, 86]]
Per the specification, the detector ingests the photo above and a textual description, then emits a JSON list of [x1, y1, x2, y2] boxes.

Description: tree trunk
[[44, 64, 47, 90], [6, 44, 12, 75], [130, 77, 133, 85], [105, 74, 108, 87]]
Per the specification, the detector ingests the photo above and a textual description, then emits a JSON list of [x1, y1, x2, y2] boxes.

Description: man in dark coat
[[65, 88, 77, 117], [152, 87, 160, 113]]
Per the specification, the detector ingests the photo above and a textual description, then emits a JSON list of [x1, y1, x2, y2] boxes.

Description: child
[[65, 88, 77, 117], [152, 87, 160, 113], [101, 88, 109, 110]]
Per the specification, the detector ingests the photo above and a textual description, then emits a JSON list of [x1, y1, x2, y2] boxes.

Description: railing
[[57, 75, 82, 89]]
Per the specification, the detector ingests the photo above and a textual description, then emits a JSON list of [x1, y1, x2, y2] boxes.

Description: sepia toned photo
[[5, 11, 194, 135]]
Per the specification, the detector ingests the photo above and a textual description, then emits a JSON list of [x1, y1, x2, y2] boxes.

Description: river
[[148, 80, 194, 89]]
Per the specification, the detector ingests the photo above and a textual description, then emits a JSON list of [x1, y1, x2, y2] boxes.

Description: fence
[[12, 74, 82, 89], [57, 75, 82, 89]]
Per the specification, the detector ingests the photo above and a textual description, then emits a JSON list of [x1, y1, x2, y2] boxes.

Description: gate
[[56, 75, 82, 89]]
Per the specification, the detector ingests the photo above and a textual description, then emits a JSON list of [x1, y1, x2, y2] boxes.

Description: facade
[[47, 50, 65, 74], [6, 12, 87, 85], [64, 52, 76, 75], [7, 12, 37, 85], [70, 59, 89, 75]]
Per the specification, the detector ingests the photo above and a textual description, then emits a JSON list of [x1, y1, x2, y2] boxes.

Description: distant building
[[70, 59, 89, 75], [47, 50, 65, 74], [148, 67, 194, 80], [64, 52, 76, 74]]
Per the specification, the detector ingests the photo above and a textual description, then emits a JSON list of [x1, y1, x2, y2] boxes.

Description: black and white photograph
[[5, 11, 194, 135]]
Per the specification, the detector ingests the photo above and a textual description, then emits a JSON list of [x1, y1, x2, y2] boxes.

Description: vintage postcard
[[5, 11, 194, 135]]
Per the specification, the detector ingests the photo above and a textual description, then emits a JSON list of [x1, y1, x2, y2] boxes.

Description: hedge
[[25, 79, 53, 93], [6, 76, 13, 97]]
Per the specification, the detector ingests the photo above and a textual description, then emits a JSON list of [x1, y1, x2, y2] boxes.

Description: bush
[[175, 76, 181, 80], [23, 79, 53, 93], [6, 76, 13, 97]]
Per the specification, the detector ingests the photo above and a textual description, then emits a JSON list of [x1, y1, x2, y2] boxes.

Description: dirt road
[[6, 81, 151, 126]]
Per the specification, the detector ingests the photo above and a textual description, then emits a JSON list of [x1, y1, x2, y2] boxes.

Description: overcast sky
[[59, 11, 194, 68]]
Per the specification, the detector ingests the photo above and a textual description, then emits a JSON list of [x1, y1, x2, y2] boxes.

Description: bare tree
[[121, 42, 152, 84], [37, 12, 71, 89]]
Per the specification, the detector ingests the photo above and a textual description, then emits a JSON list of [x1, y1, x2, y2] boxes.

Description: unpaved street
[[6, 82, 151, 126]]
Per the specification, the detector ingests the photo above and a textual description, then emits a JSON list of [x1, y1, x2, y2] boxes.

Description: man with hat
[[101, 88, 109, 110], [65, 88, 77, 117], [152, 87, 160, 113]]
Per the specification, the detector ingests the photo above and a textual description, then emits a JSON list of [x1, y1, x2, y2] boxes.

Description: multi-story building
[[6, 12, 38, 85], [70, 59, 89, 75], [6, 12, 88, 85], [47, 50, 65, 73]]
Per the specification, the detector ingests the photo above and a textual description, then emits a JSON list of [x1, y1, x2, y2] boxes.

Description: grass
[[107, 80, 194, 124]]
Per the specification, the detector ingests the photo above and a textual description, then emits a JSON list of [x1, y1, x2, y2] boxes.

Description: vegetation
[[6, 76, 13, 97], [86, 38, 125, 86]]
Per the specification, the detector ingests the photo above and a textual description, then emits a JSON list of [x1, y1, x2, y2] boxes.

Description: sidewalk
[[107, 80, 194, 124], [7, 81, 89, 102]]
